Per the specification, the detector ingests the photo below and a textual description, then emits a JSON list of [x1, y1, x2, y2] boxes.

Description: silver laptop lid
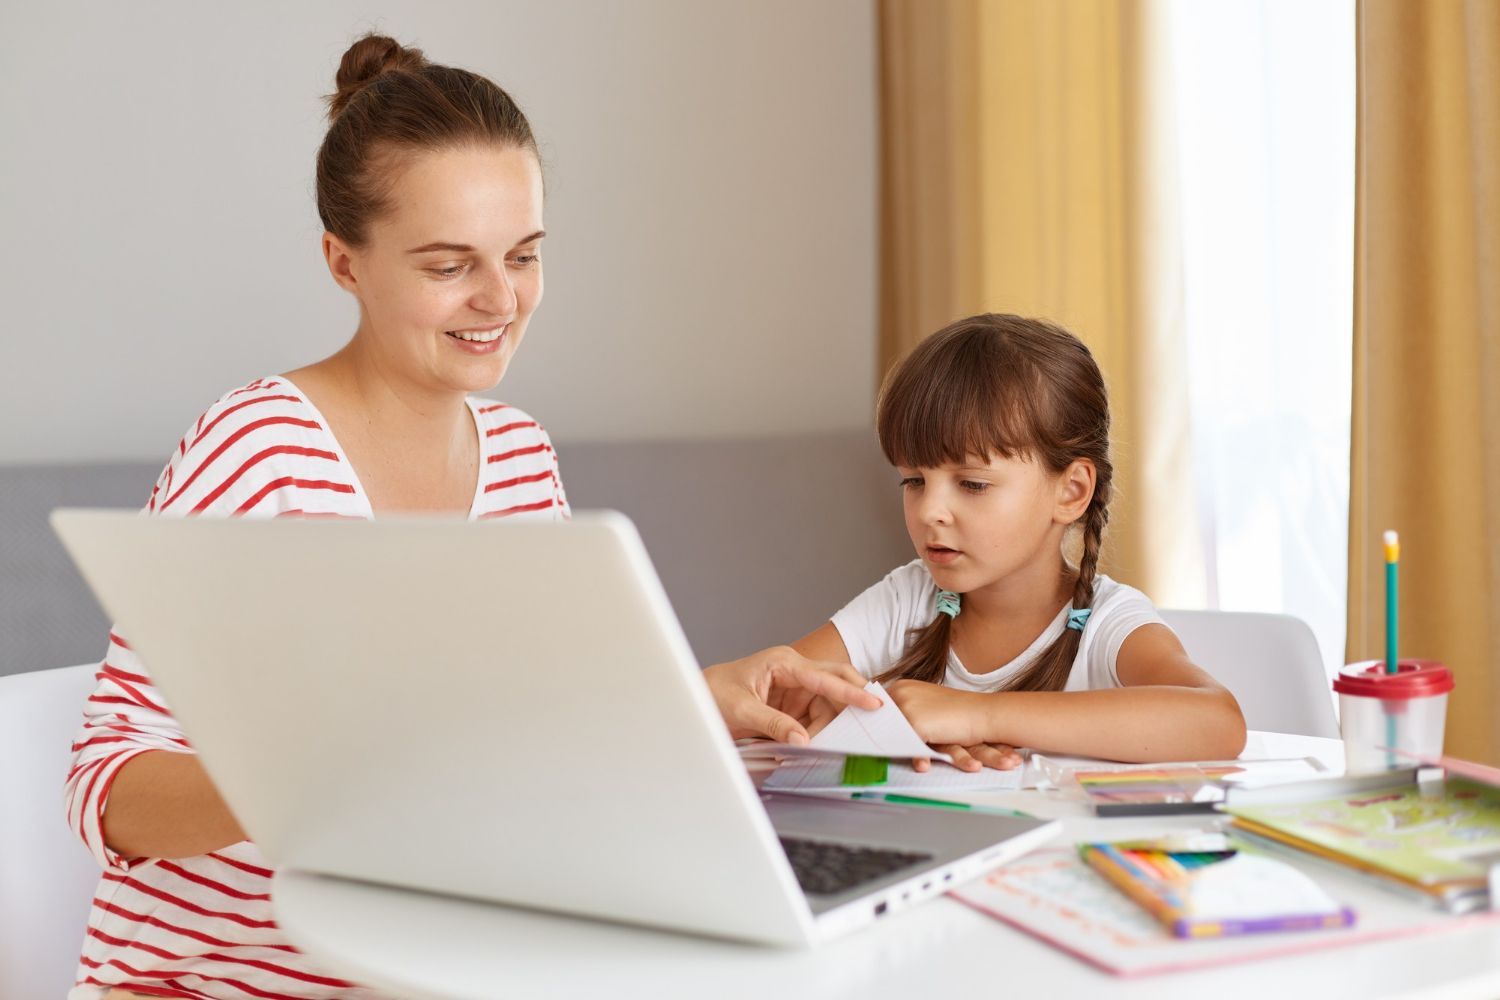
[[52, 510, 816, 945]]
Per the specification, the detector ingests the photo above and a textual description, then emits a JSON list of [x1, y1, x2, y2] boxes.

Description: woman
[[69, 35, 870, 1000]]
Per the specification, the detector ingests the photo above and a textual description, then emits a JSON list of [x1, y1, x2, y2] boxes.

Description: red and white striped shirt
[[65, 376, 569, 1000]]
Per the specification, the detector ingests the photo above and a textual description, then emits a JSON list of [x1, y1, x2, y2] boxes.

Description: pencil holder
[[1333, 660, 1453, 774]]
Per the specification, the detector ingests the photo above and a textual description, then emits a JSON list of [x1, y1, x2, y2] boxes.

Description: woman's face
[[328, 144, 545, 395]]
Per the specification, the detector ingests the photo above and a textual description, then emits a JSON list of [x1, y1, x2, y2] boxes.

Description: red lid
[[1333, 659, 1454, 699]]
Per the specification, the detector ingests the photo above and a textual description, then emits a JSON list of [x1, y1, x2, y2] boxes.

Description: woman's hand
[[704, 646, 880, 745], [884, 679, 1021, 772]]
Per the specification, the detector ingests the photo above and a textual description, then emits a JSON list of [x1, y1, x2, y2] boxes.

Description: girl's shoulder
[[835, 560, 936, 629], [878, 559, 939, 605], [1075, 574, 1168, 688], [1088, 574, 1160, 615], [145, 376, 359, 518]]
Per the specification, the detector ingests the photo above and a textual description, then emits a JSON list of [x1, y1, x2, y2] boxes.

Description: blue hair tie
[[935, 590, 961, 619], [1067, 607, 1092, 632]]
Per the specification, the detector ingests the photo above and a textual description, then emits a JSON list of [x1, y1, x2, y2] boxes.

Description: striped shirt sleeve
[[474, 400, 571, 520], [539, 423, 571, 520], [65, 378, 363, 871], [146, 378, 359, 519]]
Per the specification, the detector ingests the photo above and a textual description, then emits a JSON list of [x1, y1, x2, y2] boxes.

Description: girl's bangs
[[878, 352, 1048, 470]]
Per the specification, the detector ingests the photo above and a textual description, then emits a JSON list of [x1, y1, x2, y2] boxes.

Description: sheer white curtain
[[1165, 0, 1356, 682]]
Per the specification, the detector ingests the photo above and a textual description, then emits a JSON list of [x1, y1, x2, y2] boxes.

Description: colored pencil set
[[1079, 842, 1356, 939]]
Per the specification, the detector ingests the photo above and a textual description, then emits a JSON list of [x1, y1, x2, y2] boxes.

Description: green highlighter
[[840, 755, 889, 785]]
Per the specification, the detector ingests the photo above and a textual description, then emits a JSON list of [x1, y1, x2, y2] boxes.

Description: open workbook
[[740, 681, 1023, 793]]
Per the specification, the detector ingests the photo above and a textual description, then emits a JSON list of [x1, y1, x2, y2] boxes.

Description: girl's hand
[[885, 680, 1020, 771], [885, 679, 987, 745], [704, 646, 880, 745], [914, 742, 1023, 773]]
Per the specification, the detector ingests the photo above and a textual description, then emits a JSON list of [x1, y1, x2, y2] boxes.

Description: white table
[[272, 733, 1500, 1000]]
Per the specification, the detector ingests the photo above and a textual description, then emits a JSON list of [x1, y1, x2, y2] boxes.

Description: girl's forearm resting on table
[[973, 686, 1247, 762], [103, 750, 247, 860]]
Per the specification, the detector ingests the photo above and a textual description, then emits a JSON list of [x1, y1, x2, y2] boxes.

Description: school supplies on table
[[1072, 765, 1243, 815], [1227, 774, 1500, 913], [764, 755, 1025, 794], [841, 755, 888, 785], [849, 792, 1032, 818], [1078, 840, 1354, 938], [1031, 757, 1329, 816], [950, 844, 1500, 977]]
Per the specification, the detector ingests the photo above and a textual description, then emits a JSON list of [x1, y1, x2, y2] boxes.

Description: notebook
[[951, 843, 1500, 976], [1227, 776, 1500, 913]]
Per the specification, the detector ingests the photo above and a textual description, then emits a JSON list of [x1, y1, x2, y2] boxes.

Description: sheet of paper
[[738, 681, 953, 763], [764, 755, 1024, 793], [806, 681, 947, 760]]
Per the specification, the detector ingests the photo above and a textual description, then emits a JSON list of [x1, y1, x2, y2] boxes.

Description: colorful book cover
[[1073, 765, 1243, 815], [1079, 842, 1355, 938], [1227, 778, 1500, 891], [1047, 758, 1328, 816]]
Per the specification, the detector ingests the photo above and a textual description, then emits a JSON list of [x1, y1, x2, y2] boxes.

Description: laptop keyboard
[[778, 836, 934, 896]]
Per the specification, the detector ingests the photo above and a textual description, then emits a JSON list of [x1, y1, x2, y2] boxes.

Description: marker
[[850, 792, 1031, 818]]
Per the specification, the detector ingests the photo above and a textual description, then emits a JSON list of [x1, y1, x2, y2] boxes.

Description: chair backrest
[[1159, 610, 1340, 739], [0, 664, 102, 999]]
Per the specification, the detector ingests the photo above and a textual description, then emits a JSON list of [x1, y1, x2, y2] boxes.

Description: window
[[1167, 0, 1356, 682]]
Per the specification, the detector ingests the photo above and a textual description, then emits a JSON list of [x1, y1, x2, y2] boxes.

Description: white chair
[[0, 664, 104, 1000], [1159, 610, 1340, 739]]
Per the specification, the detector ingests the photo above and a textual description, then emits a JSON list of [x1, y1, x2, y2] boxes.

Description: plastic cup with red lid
[[1333, 659, 1453, 773]]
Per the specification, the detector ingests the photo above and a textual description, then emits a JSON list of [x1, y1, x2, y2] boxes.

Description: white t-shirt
[[830, 560, 1165, 692]]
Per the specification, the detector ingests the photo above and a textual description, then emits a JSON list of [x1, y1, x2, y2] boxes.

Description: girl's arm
[[889, 624, 1248, 763]]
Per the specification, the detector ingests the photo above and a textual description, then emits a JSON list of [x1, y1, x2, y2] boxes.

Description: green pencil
[[1384, 530, 1400, 675], [1384, 530, 1400, 768], [850, 792, 1032, 818]]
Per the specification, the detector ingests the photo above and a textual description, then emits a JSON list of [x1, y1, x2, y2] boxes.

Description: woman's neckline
[[274, 374, 486, 520]]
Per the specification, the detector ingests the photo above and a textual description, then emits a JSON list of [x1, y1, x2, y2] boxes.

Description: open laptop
[[51, 509, 1058, 947]]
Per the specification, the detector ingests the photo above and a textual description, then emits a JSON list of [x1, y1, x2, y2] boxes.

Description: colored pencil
[[1384, 530, 1400, 768]]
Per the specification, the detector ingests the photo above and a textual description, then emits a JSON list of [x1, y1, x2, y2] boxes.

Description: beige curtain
[[878, 0, 1203, 604], [1349, 0, 1500, 763]]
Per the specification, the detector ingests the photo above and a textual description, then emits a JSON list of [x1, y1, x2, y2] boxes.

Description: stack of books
[[1226, 765, 1500, 914]]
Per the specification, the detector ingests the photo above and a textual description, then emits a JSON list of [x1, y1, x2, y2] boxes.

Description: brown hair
[[873, 313, 1114, 693], [316, 33, 540, 247]]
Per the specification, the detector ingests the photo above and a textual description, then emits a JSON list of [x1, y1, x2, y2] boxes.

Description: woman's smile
[[445, 323, 508, 355]]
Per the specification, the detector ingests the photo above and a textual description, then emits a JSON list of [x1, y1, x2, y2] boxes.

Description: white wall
[[0, 0, 878, 463]]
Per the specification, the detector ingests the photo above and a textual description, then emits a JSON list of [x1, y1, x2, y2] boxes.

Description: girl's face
[[897, 453, 1094, 597], [325, 144, 545, 395]]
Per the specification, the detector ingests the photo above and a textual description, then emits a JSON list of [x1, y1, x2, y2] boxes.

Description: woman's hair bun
[[327, 33, 428, 120]]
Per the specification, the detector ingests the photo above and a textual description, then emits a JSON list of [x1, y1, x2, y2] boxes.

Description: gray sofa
[[0, 430, 911, 678]]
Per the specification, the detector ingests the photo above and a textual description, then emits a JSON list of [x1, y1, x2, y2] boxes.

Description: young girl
[[708, 313, 1247, 770]]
